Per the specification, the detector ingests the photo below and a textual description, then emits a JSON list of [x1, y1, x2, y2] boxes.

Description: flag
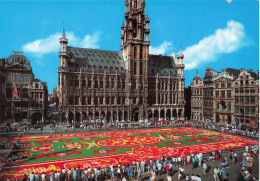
[[184, 100, 187, 106], [13, 84, 18, 98]]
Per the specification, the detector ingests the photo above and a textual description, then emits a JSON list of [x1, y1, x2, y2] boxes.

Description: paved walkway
[[138, 153, 259, 181]]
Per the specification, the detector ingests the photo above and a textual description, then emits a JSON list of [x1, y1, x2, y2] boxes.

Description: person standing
[[41, 172, 46, 181], [213, 167, 220, 181], [50, 170, 55, 181], [29, 172, 35, 181], [34, 172, 39, 181], [203, 160, 208, 174]]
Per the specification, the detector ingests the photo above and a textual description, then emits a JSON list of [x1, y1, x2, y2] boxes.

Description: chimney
[[240, 68, 243, 72], [249, 69, 253, 72]]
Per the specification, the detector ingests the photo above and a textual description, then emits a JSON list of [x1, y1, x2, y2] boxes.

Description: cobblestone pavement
[[138, 153, 259, 181]]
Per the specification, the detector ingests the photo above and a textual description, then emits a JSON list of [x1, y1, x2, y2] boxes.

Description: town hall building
[[57, 0, 185, 123]]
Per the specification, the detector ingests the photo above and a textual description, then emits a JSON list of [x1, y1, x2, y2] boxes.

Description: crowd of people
[[19, 143, 258, 181]]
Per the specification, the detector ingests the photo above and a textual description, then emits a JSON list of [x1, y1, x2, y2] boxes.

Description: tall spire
[[177, 47, 184, 59], [62, 28, 66, 39]]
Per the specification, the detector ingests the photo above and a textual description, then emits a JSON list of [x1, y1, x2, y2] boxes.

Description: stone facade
[[58, 0, 185, 123], [233, 69, 259, 127], [0, 59, 5, 122], [0, 51, 48, 124], [213, 70, 234, 124], [191, 72, 204, 121], [191, 67, 259, 127]]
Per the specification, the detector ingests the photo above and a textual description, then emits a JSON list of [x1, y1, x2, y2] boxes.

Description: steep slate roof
[[67, 46, 126, 71], [6, 51, 31, 68], [225, 68, 259, 80], [225, 68, 240, 78], [148, 54, 176, 76], [67, 46, 177, 76]]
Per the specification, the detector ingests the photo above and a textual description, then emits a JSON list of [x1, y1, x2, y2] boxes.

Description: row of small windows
[[66, 79, 126, 89], [6, 75, 28, 83], [234, 106, 255, 114], [235, 88, 256, 94], [6, 88, 28, 99], [215, 82, 232, 88], [216, 102, 231, 111], [234, 96, 256, 104], [157, 81, 179, 91], [68, 97, 126, 106], [215, 91, 232, 99]]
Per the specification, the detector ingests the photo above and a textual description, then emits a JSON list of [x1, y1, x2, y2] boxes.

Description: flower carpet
[[0, 127, 258, 179]]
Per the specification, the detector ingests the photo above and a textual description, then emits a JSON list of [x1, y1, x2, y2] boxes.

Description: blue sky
[[0, 0, 258, 93]]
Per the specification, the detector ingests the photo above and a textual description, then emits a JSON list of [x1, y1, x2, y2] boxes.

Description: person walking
[[203, 160, 208, 174]]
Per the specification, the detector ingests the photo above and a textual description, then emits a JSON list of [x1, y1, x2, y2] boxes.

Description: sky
[[0, 0, 259, 93]]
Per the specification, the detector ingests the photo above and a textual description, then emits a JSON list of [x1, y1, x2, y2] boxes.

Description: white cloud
[[149, 41, 173, 55], [226, 0, 232, 3], [22, 31, 101, 57], [183, 20, 247, 70]]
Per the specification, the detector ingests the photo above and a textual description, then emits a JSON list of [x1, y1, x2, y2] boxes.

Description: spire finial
[[196, 70, 198, 75], [62, 28, 66, 39]]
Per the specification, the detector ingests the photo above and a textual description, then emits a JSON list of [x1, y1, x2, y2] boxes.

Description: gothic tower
[[120, 0, 150, 121], [58, 29, 68, 107]]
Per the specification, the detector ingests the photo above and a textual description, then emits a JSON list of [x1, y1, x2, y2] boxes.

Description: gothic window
[[111, 79, 114, 88], [100, 81, 103, 88], [134, 46, 137, 59], [106, 97, 109, 105], [227, 91, 231, 98], [227, 102, 231, 111], [75, 79, 79, 87], [23, 75, 28, 83], [122, 80, 125, 89], [82, 80, 86, 87], [95, 80, 98, 88], [100, 97, 103, 105], [221, 91, 225, 98], [140, 46, 143, 59], [140, 61, 143, 75], [6, 88, 12, 98], [94, 97, 98, 105], [132, 81, 136, 89], [88, 97, 91, 105], [117, 97, 121, 105], [250, 107, 255, 114], [133, 61, 137, 75], [134, 1, 137, 8], [75, 96, 79, 105], [106, 80, 110, 88], [227, 82, 231, 88], [88, 80, 91, 88], [235, 96, 239, 103], [82, 97, 86, 105], [216, 91, 219, 98], [23, 88, 28, 98], [250, 97, 255, 104], [161, 94, 164, 104], [118, 80, 121, 89], [69, 97, 73, 105], [70, 80, 73, 86], [15, 75, 20, 83], [7, 75, 12, 83], [133, 97, 136, 104], [133, 21, 137, 38], [112, 97, 115, 105]]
